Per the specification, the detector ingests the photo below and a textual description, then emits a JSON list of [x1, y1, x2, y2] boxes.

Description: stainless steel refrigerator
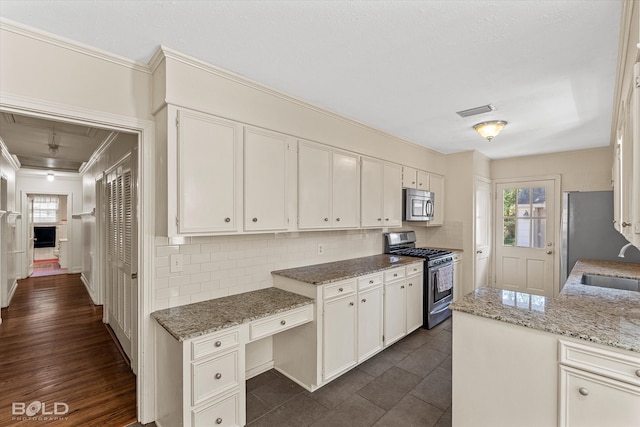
[[561, 191, 640, 283]]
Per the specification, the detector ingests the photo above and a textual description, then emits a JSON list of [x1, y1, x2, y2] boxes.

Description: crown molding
[[78, 131, 120, 175], [0, 18, 151, 74], [0, 136, 21, 170], [154, 46, 443, 156]]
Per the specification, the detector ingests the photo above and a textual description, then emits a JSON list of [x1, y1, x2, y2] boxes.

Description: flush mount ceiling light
[[47, 172, 55, 182], [473, 120, 508, 142]]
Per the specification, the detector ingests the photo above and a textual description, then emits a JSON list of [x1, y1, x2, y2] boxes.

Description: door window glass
[[503, 187, 546, 248]]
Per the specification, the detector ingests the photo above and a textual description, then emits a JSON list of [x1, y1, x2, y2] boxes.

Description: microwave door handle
[[427, 200, 433, 217]]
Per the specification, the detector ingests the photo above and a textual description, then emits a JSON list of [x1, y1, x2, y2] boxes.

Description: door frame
[[0, 94, 155, 423], [493, 175, 562, 297], [474, 176, 492, 291]]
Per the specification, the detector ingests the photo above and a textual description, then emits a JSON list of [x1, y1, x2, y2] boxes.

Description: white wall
[[15, 169, 83, 276]]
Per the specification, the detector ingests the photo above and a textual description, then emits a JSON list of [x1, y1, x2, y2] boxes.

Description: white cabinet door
[[176, 109, 242, 234], [332, 150, 360, 228], [453, 253, 462, 302], [428, 173, 444, 226], [361, 157, 384, 227], [405, 271, 423, 333], [560, 366, 640, 427], [244, 127, 291, 232], [323, 294, 357, 380], [402, 166, 417, 189], [416, 170, 430, 191], [298, 141, 332, 229], [357, 286, 383, 362], [384, 279, 406, 346], [383, 162, 403, 227]]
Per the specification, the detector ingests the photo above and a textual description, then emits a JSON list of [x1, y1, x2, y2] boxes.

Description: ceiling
[[0, 0, 624, 162]]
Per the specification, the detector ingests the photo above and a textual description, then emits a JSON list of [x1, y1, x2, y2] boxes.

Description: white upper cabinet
[[417, 170, 430, 191], [428, 173, 444, 227], [174, 107, 243, 235], [298, 140, 360, 229], [402, 166, 418, 188], [361, 157, 402, 228], [244, 127, 294, 232]]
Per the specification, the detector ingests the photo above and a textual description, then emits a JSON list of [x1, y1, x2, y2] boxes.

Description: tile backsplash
[[153, 223, 463, 310]]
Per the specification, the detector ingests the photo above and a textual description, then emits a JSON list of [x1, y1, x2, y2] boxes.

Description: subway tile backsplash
[[153, 223, 463, 310]]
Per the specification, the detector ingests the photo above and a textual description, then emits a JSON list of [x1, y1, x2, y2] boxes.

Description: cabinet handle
[[215, 373, 222, 380], [280, 320, 286, 325], [349, 302, 354, 306], [252, 217, 258, 222], [338, 287, 343, 292], [324, 217, 329, 222], [216, 418, 223, 425], [336, 217, 340, 222], [361, 298, 367, 303], [578, 387, 589, 396], [635, 369, 640, 378], [214, 341, 222, 347], [224, 217, 231, 223]]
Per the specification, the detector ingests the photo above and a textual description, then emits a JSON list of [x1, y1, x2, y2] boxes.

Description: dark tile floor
[[247, 317, 453, 427]]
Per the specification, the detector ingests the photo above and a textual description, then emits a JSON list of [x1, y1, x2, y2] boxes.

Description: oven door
[[426, 262, 453, 328]]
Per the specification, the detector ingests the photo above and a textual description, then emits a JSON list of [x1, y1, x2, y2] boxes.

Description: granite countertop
[[271, 254, 424, 285], [152, 287, 314, 341], [450, 259, 640, 353]]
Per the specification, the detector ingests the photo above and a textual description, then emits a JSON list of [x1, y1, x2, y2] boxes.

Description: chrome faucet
[[618, 242, 634, 258]]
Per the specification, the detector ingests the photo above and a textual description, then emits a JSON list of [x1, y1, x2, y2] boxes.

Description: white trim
[[0, 136, 21, 170], [153, 46, 444, 156], [78, 131, 120, 175], [0, 18, 151, 74], [0, 93, 156, 424]]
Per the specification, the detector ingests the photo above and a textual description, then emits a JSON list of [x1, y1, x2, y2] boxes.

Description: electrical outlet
[[318, 244, 324, 255], [170, 253, 184, 272]]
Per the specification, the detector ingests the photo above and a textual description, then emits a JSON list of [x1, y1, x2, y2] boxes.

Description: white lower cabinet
[[273, 262, 423, 390], [323, 292, 357, 380], [559, 339, 640, 427]]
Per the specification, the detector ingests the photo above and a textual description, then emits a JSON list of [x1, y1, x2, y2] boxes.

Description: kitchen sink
[[581, 274, 640, 292]]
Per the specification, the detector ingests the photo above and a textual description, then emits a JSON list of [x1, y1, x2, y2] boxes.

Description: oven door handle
[[431, 304, 450, 315]]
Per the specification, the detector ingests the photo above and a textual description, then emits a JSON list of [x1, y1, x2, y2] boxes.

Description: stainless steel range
[[384, 231, 453, 329]]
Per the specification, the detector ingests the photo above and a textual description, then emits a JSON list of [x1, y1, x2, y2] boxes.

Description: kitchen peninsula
[[450, 259, 640, 427]]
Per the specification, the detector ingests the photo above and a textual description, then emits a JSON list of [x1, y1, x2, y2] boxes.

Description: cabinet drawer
[[559, 340, 640, 386], [192, 392, 240, 427], [192, 329, 239, 361], [358, 273, 383, 291], [406, 263, 423, 277], [323, 280, 356, 300], [192, 351, 239, 406], [384, 267, 405, 282], [249, 304, 314, 342]]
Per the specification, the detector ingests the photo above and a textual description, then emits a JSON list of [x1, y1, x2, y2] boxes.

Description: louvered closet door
[[105, 153, 136, 367]]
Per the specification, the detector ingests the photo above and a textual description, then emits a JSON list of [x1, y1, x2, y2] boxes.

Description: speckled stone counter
[[152, 287, 314, 341], [271, 254, 423, 285], [450, 259, 640, 353]]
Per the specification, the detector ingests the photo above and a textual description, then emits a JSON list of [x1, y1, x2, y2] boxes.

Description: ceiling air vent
[[456, 104, 495, 118]]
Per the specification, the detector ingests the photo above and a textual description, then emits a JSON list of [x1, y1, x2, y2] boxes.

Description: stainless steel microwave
[[403, 188, 434, 221]]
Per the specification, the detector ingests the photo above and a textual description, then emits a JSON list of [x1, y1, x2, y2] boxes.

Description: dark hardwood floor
[[0, 273, 137, 426]]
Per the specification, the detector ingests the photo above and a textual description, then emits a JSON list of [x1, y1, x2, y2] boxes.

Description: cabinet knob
[[252, 217, 258, 222], [393, 273, 398, 277], [408, 283, 413, 287], [280, 320, 286, 325], [361, 299, 367, 303], [385, 218, 389, 221], [377, 218, 382, 221], [214, 341, 222, 347], [635, 369, 640, 378], [324, 217, 329, 222], [338, 287, 343, 292], [216, 418, 223, 425], [349, 302, 354, 306], [476, 250, 483, 254], [369, 280, 374, 284], [224, 217, 231, 223], [401, 285, 405, 289], [336, 217, 341, 222], [215, 373, 222, 380], [578, 387, 589, 396]]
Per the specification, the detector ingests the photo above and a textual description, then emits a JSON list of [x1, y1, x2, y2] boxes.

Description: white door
[[244, 127, 289, 231], [27, 195, 34, 277], [475, 178, 492, 290], [105, 152, 137, 370], [495, 179, 557, 297]]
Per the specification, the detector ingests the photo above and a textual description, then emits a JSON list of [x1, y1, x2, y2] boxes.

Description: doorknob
[[546, 250, 552, 255]]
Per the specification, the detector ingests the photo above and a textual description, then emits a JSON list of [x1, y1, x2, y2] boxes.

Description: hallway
[[0, 273, 137, 426]]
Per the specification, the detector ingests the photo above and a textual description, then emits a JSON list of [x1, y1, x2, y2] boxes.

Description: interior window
[[33, 195, 59, 223]]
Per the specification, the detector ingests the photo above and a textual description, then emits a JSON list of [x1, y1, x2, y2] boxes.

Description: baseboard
[[105, 323, 131, 368], [7, 279, 18, 305], [273, 367, 316, 393], [80, 273, 99, 305], [245, 361, 274, 380]]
